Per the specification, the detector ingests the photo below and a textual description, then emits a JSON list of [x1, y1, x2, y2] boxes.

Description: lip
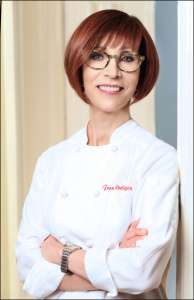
[[96, 84, 124, 95]]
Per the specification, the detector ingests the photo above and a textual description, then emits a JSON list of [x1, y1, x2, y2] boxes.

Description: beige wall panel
[[16, 1, 66, 198], [64, 1, 93, 136], [2, 1, 66, 298], [1, 2, 21, 298]]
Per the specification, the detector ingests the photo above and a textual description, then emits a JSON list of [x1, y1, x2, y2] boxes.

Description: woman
[[16, 9, 179, 299]]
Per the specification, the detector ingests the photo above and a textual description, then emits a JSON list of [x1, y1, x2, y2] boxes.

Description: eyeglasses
[[85, 49, 145, 73]]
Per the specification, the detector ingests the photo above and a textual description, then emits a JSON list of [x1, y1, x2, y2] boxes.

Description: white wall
[[177, 1, 193, 299]]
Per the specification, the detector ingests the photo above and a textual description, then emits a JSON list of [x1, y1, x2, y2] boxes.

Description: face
[[82, 40, 140, 113]]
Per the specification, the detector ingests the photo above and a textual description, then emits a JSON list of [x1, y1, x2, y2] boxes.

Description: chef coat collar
[[79, 118, 137, 146]]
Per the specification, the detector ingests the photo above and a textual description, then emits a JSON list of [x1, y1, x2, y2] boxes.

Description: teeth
[[98, 85, 122, 92]]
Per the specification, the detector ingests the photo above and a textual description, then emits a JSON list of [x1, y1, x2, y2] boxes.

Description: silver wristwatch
[[61, 243, 81, 274]]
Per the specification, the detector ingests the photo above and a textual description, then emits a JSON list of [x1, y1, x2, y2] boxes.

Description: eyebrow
[[96, 46, 132, 50], [95, 46, 137, 53]]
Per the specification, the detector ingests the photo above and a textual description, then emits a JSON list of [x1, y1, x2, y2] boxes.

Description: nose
[[104, 57, 121, 78]]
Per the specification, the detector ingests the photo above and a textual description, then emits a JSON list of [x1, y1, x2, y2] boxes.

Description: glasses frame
[[85, 50, 145, 73]]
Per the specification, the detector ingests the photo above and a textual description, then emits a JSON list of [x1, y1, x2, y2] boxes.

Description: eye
[[120, 54, 135, 63], [89, 51, 104, 61]]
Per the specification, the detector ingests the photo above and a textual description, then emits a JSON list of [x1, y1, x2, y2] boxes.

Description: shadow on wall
[[155, 1, 177, 149], [155, 1, 177, 300]]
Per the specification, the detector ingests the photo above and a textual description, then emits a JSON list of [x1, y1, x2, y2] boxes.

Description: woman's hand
[[40, 235, 64, 265], [119, 219, 148, 248]]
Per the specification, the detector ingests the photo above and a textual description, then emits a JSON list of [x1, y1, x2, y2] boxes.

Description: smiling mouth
[[97, 85, 124, 94]]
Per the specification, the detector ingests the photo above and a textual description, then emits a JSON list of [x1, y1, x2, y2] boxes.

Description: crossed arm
[[40, 219, 148, 292]]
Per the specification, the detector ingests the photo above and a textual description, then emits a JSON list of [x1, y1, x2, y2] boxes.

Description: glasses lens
[[119, 53, 142, 72], [87, 51, 108, 69]]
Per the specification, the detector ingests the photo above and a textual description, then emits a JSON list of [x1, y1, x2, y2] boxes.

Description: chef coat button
[[111, 145, 119, 152], [61, 192, 69, 198], [93, 190, 101, 197]]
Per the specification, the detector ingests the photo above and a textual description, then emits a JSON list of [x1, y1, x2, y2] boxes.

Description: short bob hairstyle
[[64, 9, 159, 105]]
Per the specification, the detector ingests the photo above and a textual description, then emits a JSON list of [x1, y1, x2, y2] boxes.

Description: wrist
[[68, 249, 83, 271], [68, 249, 86, 278], [60, 243, 81, 274]]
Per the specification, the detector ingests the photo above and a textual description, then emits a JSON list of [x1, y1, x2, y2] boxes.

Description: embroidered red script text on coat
[[102, 184, 133, 191]]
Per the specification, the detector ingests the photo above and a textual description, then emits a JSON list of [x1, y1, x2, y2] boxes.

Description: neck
[[87, 107, 131, 146]]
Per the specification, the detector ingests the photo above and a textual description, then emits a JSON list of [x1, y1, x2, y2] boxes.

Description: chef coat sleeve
[[84, 144, 179, 297], [16, 154, 64, 299]]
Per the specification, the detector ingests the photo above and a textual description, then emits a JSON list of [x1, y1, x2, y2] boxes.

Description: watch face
[[68, 245, 76, 250], [64, 243, 81, 253]]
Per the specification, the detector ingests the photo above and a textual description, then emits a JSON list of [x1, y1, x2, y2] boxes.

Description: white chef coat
[[16, 119, 179, 299]]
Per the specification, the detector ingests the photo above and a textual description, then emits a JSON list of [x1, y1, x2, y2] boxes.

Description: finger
[[134, 228, 148, 236], [125, 230, 137, 239], [130, 219, 140, 230], [119, 240, 137, 248], [125, 227, 147, 238], [130, 235, 145, 243], [123, 236, 145, 248], [125, 229, 148, 239], [122, 232, 147, 245], [125, 220, 140, 237], [119, 234, 145, 248]]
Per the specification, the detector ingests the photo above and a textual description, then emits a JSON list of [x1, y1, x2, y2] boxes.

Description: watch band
[[61, 243, 81, 274]]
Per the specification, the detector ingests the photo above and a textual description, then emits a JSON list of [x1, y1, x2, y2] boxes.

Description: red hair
[[64, 9, 159, 105]]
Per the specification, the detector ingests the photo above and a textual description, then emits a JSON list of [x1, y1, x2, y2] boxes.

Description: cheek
[[83, 68, 97, 88], [83, 70, 101, 102], [125, 72, 140, 92]]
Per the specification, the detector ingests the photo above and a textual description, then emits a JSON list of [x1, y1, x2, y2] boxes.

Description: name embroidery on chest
[[102, 184, 133, 191]]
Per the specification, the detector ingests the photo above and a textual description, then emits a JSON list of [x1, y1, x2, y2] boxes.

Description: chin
[[95, 104, 123, 114], [96, 100, 129, 112]]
